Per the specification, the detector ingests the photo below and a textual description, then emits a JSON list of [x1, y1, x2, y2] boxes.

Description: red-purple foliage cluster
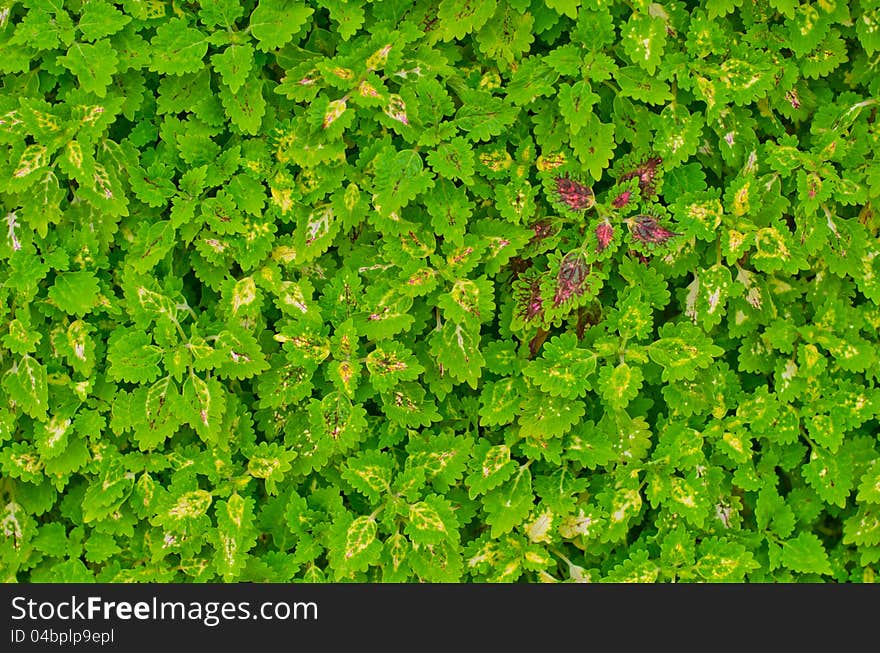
[[611, 190, 632, 208], [515, 275, 545, 323], [553, 251, 591, 307], [619, 157, 662, 196], [530, 220, 555, 242], [630, 214, 679, 245], [554, 176, 595, 211], [596, 222, 614, 252]]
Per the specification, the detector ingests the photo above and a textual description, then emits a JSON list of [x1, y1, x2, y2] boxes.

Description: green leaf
[[603, 549, 661, 582], [199, 0, 246, 28], [479, 377, 526, 427], [212, 43, 255, 94], [132, 377, 182, 450], [323, 0, 365, 41], [219, 76, 266, 135], [438, 0, 497, 40], [544, 0, 580, 19], [685, 265, 734, 330], [406, 432, 472, 492], [654, 104, 704, 167], [372, 149, 434, 217], [427, 137, 476, 184], [3, 0, 879, 586], [518, 391, 585, 439], [857, 461, 880, 504], [788, 4, 830, 58], [780, 532, 832, 576], [48, 271, 101, 316], [425, 180, 473, 244], [34, 414, 73, 460], [249, 0, 313, 51], [572, 112, 615, 181], [381, 382, 441, 427], [695, 537, 760, 582], [454, 92, 518, 142], [755, 485, 796, 538], [150, 18, 208, 76], [246, 442, 295, 495], [33, 523, 70, 558], [857, 5, 880, 56], [843, 505, 880, 547], [106, 329, 162, 384], [77, 1, 131, 41], [615, 66, 673, 105], [476, 4, 534, 69], [437, 277, 494, 328], [213, 328, 269, 380], [59, 40, 118, 97], [85, 532, 120, 564], [558, 82, 600, 135], [366, 342, 424, 391], [82, 457, 135, 523], [342, 451, 394, 504]]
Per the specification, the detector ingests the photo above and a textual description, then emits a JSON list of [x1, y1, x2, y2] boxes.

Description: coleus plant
[[1, 0, 880, 583]]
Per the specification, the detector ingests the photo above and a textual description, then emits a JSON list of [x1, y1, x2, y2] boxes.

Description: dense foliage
[[2, 0, 880, 582]]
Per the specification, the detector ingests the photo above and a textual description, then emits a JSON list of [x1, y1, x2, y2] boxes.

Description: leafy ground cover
[[1, 0, 880, 582]]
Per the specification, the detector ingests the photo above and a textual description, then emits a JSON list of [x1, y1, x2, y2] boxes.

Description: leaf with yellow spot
[[478, 376, 527, 426], [212, 493, 258, 581], [131, 376, 183, 451], [518, 390, 585, 439], [380, 382, 441, 427], [648, 323, 724, 382], [342, 451, 394, 504], [405, 430, 472, 492], [366, 341, 423, 391], [2, 355, 48, 421], [246, 441, 296, 495], [293, 205, 340, 264], [404, 495, 458, 545], [82, 456, 135, 523], [429, 320, 484, 389], [523, 333, 597, 399], [597, 362, 643, 410], [212, 327, 269, 380], [603, 549, 661, 582], [465, 443, 517, 498], [34, 414, 73, 460], [380, 531, 411, 582], [483, 466, 533, 537], [437, 277, 494, 327], [675, 191, 724, 241], [802, 448, 852, 508], [328, 512, 382, 579], [695, 537, 760, 581], [183, 374, 226, 445]]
